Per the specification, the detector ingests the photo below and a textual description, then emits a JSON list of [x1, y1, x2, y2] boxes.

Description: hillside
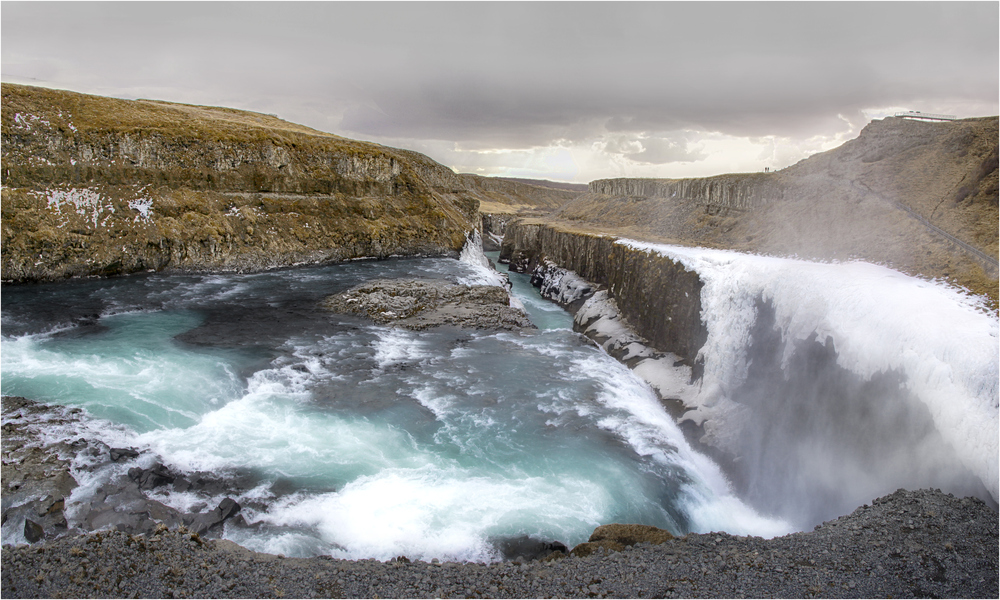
[[544, 116, 998, 305], [0, 84, 576, 282], [496, 177, 589, 194]]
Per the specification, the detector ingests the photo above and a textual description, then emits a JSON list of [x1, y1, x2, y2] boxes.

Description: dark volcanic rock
[[323, 278, 534, 331], [188, 498, 242, 535], [1, 397, 80, 544], [128, 463, 176, 490], [3, 489, 996, 599], [500, 223, 706, 363], [109, 447, 139, 462], [22, 519, 43, 543], [492, 536, 570, 562]]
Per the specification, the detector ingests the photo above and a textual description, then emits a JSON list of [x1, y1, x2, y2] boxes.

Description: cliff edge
[[1, 84, 576, 282]]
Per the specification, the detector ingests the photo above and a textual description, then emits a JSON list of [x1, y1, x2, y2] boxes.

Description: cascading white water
[[4, 234, 994, 556], [617, 239, 998, 525], [458, 230, 507, 288], [0, 254, 792, 558]]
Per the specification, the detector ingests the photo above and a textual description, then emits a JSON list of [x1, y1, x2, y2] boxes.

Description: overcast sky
[[3, 1, 998, 183]]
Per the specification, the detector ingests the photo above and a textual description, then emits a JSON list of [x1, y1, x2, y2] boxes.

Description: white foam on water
[[371, 328, 432, 370], [632, 356, 697, 405], [566, 352, 793, 538], [0, 315, 243, 432], [245, 466, 609, 562], [410, 383, 458, 419], [458, 231, 508, 287], [134, 369, 427, 477], [617, 239, 1000, 501]]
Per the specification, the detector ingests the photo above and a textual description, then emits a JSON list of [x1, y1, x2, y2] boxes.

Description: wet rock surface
[[1, 489, 996, 598], [1, 397, 81, 545], [323, 278, 535, 331], [3, 397, 260, 543]]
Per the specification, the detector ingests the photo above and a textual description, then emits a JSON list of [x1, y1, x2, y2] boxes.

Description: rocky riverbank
[[3, 396, 998, 598], [1, 397, 256, 545], [2, 488, 996, 598]]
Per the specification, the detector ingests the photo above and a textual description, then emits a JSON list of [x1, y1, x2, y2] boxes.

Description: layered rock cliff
[[588, 173, 783, 212], [554, 116, 999, 305], [1, 84, 576, 282]]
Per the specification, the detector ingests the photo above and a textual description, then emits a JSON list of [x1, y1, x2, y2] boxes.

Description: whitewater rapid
[[1, 250, 790, 559]]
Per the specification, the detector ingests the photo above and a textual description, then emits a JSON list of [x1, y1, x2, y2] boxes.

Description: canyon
[[2, 83, 998, 597]]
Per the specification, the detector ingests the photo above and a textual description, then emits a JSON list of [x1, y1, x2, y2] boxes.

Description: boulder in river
[[188, 498, 242, 535], [23, 519, 44, 543], [127, 463, 175, 490], [109, 447, 140, 462]]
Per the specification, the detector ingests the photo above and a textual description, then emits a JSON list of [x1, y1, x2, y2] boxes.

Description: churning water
[[616, 240, 999, 526], [1, 254, 788, 560]]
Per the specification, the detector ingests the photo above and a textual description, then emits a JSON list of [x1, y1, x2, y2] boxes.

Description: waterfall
[[618, 239, 999, 526]]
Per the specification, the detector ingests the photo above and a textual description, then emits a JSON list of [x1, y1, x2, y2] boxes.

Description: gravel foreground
[[2, 488, 997, 599]]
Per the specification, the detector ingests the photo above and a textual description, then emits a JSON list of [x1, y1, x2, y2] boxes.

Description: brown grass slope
[[547, 116, 999, 306], [1, 83, 576, 282]]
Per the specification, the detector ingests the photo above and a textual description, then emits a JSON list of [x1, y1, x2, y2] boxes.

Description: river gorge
[[1, 84, 997, 597], [1, 243, 793, 561]]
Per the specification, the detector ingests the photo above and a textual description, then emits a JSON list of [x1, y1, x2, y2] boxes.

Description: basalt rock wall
[[499, 221, 707, 365], [588, 173, 784, 212]]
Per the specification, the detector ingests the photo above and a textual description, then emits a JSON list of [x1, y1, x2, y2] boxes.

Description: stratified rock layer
[[1, 84, 576, 282]]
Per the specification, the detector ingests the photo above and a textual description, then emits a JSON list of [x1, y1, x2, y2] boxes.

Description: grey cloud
[[2, 1, 997, 152], [630, 137, 708, 165], [602, 133, 707, 165]]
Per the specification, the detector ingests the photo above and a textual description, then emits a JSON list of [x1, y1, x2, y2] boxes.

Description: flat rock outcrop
[[323, 278, 535, 331]]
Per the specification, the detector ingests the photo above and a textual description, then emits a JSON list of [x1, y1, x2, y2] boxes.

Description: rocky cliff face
[[555, 116, 999, 305], [500, 220, 998, 524], [500, 222, 707, 365], [588, 173, 783, 212], [1, 84, 573, 282]]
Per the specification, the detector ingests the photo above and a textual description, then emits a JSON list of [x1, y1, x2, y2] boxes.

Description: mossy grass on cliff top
[[593, 172, 778, 185], [1, 83, 378, 153]]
